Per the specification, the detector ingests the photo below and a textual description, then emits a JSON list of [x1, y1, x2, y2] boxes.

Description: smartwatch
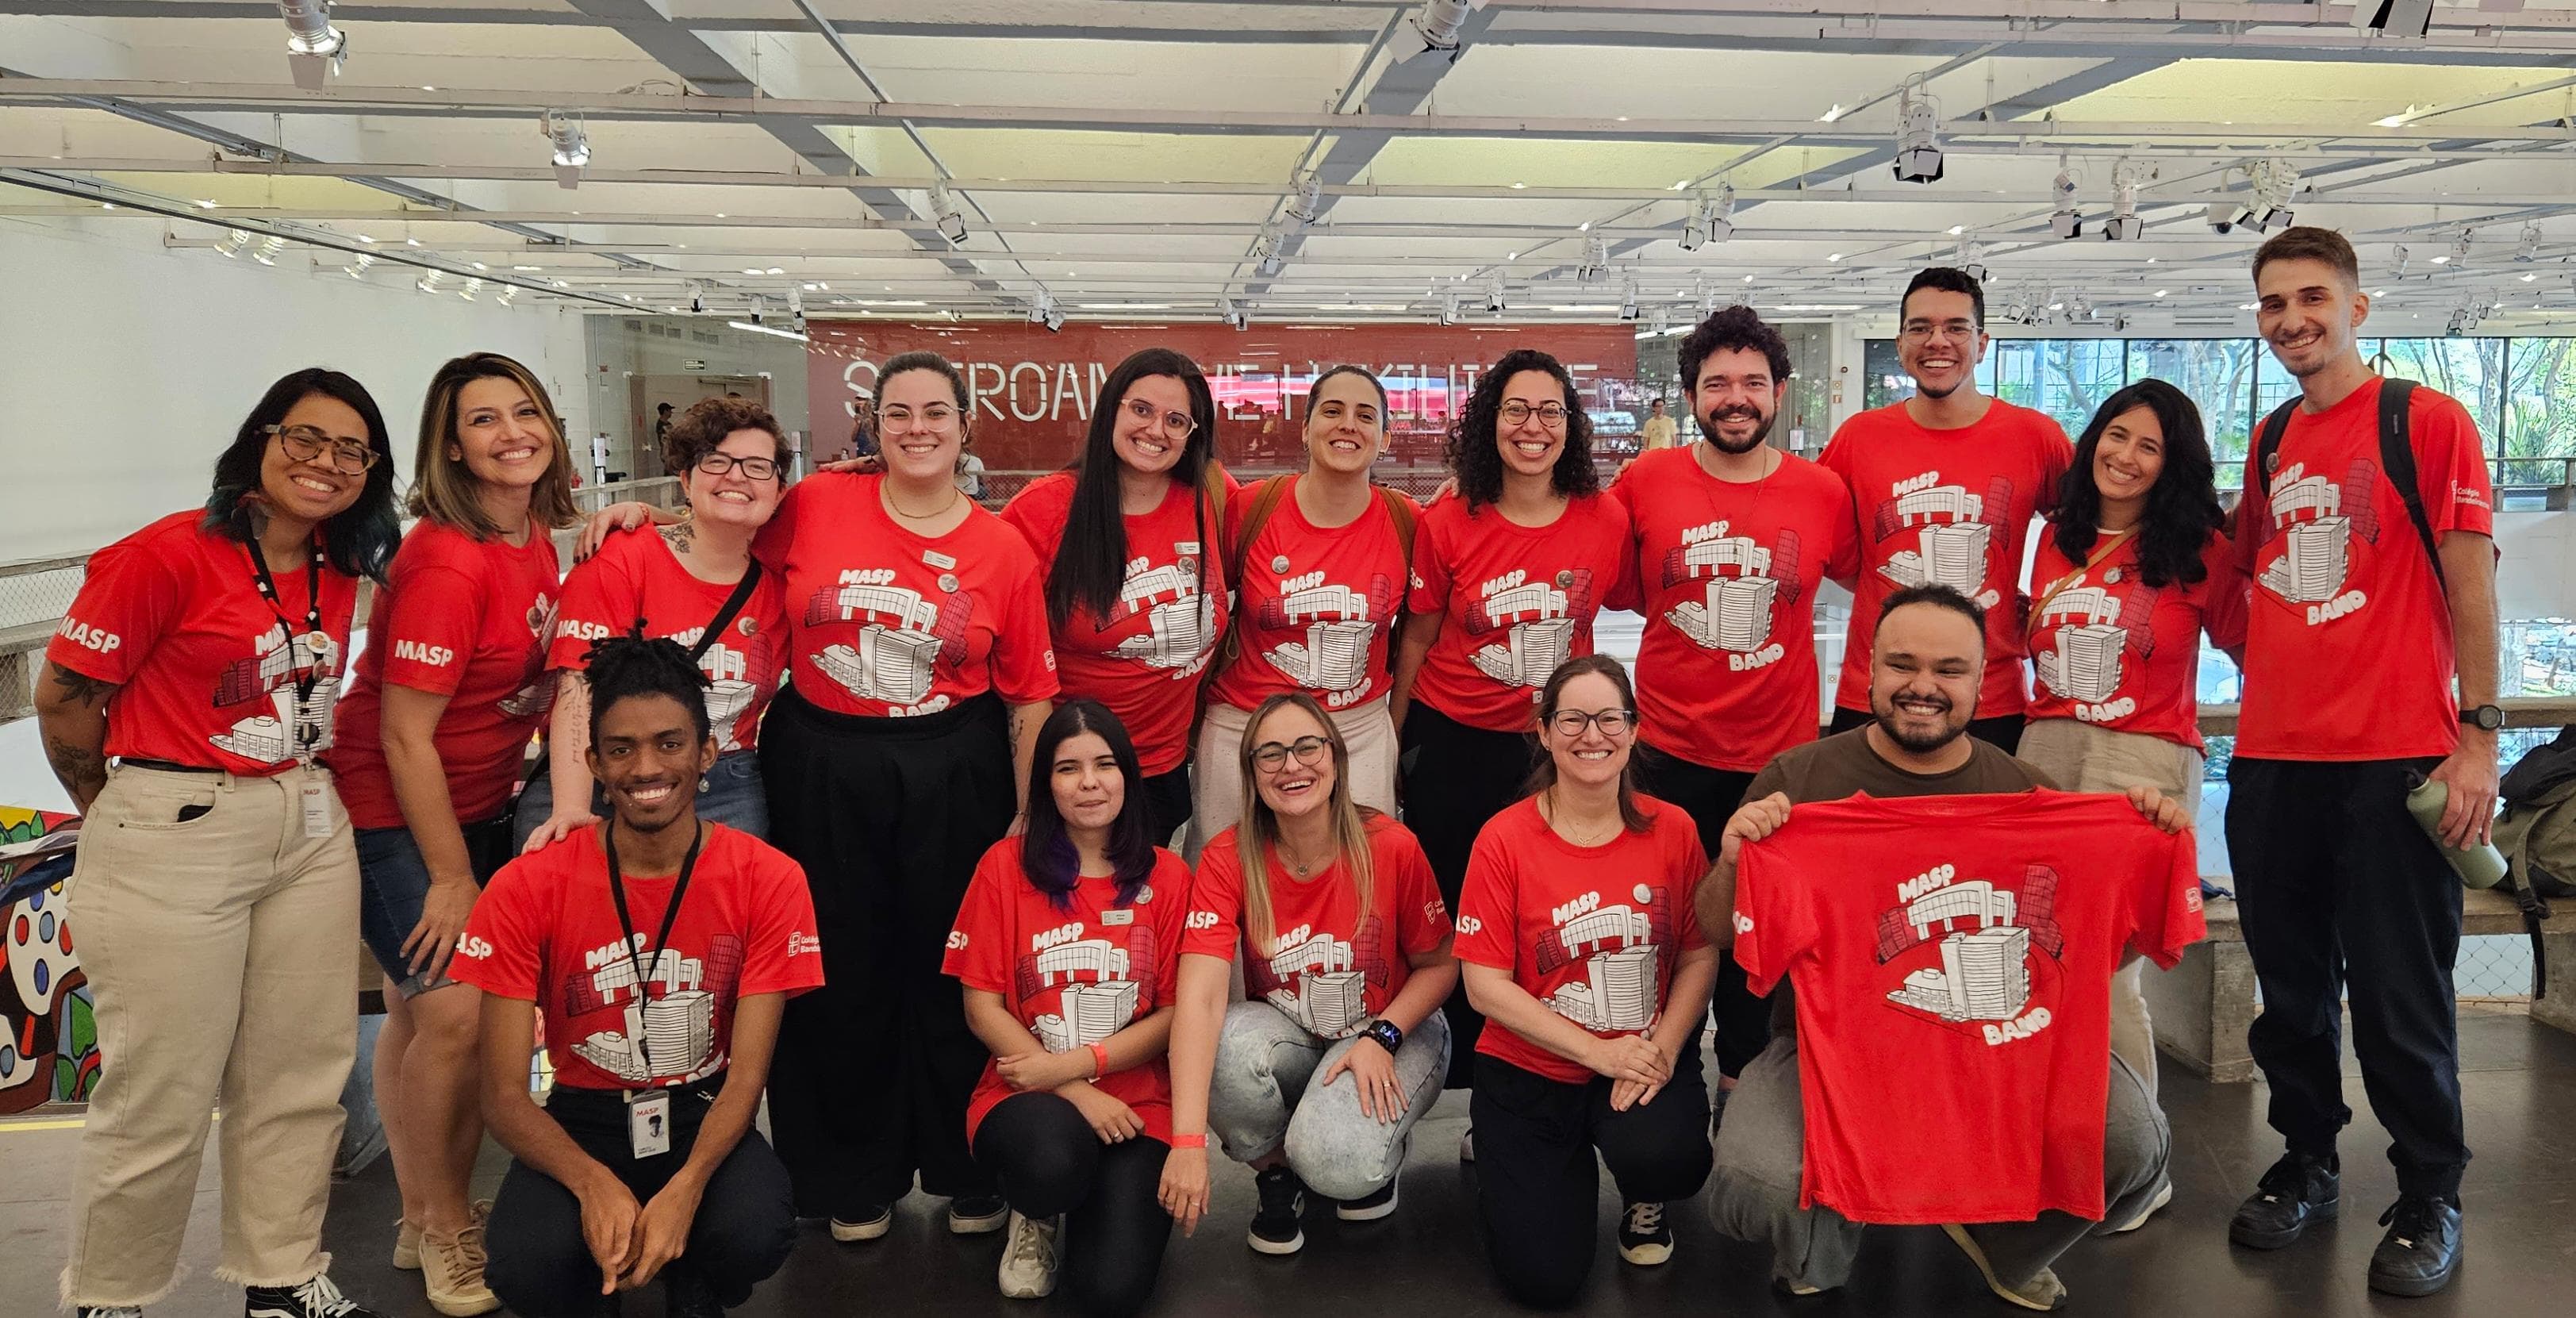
[[1361, 1018, 1404, 1054], [2459, 704, 2505, 732]]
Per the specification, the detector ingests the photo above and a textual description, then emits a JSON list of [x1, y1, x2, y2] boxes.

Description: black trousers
[[1138, 763, 1193, 847], [1400, 701, 1538, 1089], [485, 1079, 795, 1316], [974, 1092, 1174, 1317], [2226, 756, 2470, 1199], [761, 688, 1013, 1215], [1469, 1041, 1713, 1309], [1635, 745, 1766, 1078], [1829, 704, 2025, 754]]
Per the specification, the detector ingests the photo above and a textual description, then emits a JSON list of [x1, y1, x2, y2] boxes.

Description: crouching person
[[455, 636, 823, 1316]]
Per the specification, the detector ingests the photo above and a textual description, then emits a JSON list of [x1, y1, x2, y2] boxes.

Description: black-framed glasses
[[1547, 708, 1636, 738], [1122, 396, 1198, 441], [694, 452, 781, 481], [265, 424, 379, 475], [1499, 401, 1570, 428], [1250, 736, 1333, 773]]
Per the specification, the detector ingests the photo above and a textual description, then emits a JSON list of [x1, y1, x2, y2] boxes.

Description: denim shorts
[[508, 747, 769, 853], [355, 816, 512, 998]]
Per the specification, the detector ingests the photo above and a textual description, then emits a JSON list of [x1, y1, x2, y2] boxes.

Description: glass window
[[2371, 337, 2506, 443], [2127, 339, 2263, 482], [1988, 339, 2128, 438], [2501, 337, 2576, 489]]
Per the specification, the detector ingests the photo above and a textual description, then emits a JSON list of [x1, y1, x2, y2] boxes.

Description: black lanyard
[[245, 536, 329, 749], [602, 824, 705, 1079]]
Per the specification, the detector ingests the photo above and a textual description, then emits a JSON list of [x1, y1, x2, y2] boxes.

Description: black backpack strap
[[2252, 398, 2299, 500], [691, 560, 765, 662], [2374, 378, 2447, 594]]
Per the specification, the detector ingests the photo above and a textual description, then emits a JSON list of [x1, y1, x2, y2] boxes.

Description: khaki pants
[[60, 763, 361, 1307], [1186, 694, 1398, 859], [2014, 717, 2205, 1094]]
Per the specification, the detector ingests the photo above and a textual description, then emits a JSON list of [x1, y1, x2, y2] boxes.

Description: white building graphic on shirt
[[1260, 576, 1393, 694], [2033, 585, 2129, 703], [1467, 577, 1580, 689], [2259, 462, 2355, 605], [1869, 478, 2012, 603], [1540, 886, 1670, 1034], [1663, 532, 1783, 653], [1027, 936, 1144, 1051], [805, 579, 969, 705], [1105, 551, 1217, 674], [571, 945, 720, 1083], [1261, 930, 1372, 1039], [210, 624, 343, 763]]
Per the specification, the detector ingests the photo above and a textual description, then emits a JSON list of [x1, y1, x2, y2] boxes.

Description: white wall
[[0, 214, 587, 562]]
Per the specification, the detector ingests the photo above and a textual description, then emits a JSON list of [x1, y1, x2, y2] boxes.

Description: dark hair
[[1019, 700, 1157, 912], [2252, 225, 2360, 289], [1675, 305, 1793, 396], [1308, 363, 1388, 414], [1523, 654, 1651, 834], [2050, 378, 2225, 588], [581, 632, 712, 746], [664, 396, 789, 478], [1048, 349, 1218, 631], [1902, 267, 1987, 330], [202, 368, 402, 582], [1446, 349, 1600, 509], [878, 350, 970, 411], [657, 402, 674, 413], [1878, 582, 1987, 632]]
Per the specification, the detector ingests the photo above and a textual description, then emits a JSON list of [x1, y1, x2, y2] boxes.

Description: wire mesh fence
[[0, 555, 89, 720]]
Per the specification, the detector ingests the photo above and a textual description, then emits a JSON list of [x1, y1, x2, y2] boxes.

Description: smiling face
[[2255, 256, 2367, 381], [1249, 701, 1338, 821], [685, 428, 785, 531], [587, 692, 716, 836], [259, 392, 370, 526], [450, 375, 555, 490], [875, 367, 966, 483], [1112, 374, 1195, 478], [1049, 729, 1126, 834], [1495, 369, 1568, 480], [1896, 285, 1987, 401], [1691, 346, 1784, 456], [2091, 405, 2167, 511], [1869, 601, 1983, 754], [1538, 671, 1634, 790], [1303, 372, 1384, 477]]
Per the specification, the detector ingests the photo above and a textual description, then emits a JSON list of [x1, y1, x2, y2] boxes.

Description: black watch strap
[[1362, 1018, 1404, 1052], [2461, 704, 2505, 731]]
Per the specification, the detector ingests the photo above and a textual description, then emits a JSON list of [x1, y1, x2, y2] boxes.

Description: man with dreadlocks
[[454, 634, 823, 1317]]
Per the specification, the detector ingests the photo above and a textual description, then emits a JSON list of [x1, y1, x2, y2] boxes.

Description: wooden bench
[[2149, 886, 2576, 1082]]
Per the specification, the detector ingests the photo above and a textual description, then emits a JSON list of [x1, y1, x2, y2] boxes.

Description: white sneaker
[[76, 1308, 143, 1317], [997, 1212, 1061, 1301], [2112, 1178, 2175, 1234], [1457, 1128, 1476, 1162]]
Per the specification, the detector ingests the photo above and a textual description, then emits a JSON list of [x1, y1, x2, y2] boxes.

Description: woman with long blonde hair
[[1157, 693, 1457, 1255]]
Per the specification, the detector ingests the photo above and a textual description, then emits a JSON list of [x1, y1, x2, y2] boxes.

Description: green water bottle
[[2405, 773, 2509, 890]]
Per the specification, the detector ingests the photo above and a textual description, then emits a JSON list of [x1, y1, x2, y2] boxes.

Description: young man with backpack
[[2225, 225, 2501, 1298]]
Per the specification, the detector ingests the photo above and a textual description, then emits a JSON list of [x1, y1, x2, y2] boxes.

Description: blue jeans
[[508, 747, 770, 853]]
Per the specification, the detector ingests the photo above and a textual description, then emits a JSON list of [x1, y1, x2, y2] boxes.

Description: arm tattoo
[[48, 662, 117, 705], [42, 732, 107, 796]]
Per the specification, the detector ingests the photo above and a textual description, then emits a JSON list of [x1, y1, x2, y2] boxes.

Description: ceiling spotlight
[[2101, 159, 2148, 242], [2516, 221, 2542, 263], [542, 110, 589, 189], [685, 280, 708, 313], [2453, 227, 2474, 268], [214, 229, 252, 258], [1577, 236, 1611, 282], [251, 233, 287, 266], [1680, 185, 1735, 252], [278, 1, 347, 91], [930, 182, 968, 245], [1959, 240, 1989, 284], [342, 252, 374, 279], [1485, 273, 1507, 314], [2050, 167, 2084, 240], [1027, 287, 1055, 327], [1219, 295, 1250, 330], [1891, 83, 1944, 184], [2244, 159, 2300, 232], [1437, 294, 1458, 326], [416, 269, 444, 294], [1254, 229, 1286, 278], [1618, 276, 1641, 323], [459, 276, 482, 302], [497, 284, 518, 307], [1391, 0, 1484, 63], [2353, 0, 2436, 40], [1285, 171, 1323, 226], [2392, 244, 2410, 278]]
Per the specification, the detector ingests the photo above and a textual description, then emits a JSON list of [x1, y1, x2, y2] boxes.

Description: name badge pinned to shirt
[[1100, 908, 1134, 927], [923, 549, 958, 571]]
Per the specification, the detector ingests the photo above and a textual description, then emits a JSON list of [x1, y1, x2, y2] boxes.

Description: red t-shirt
[[1818, 400, 2074, 717], [1405, 494, 1632, 732], [450, 823, 825, 1091], [1733, 791, 2204, 1224], [1451, 794, 1710, 1084], [942, 837, 1192, 1143], [1000, 472, 1229, 774], [2233, 378, 2493, 761], [1204, 477, 1415, 714], [2025, 527, 2246, 750], [545, 528, 789, 755], [1610, 448, 1861, 770], [1183, 814, 1451, 1039], [753, 473, 1059, 717], [328, 521, 560, 828], [50, 511, 359, 777]]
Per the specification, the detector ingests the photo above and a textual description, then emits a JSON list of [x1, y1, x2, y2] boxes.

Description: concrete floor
[[8, 1007, 2573, 1318]]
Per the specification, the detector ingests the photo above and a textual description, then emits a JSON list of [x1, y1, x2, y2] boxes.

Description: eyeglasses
[[1250, 736, 1333, 773], [1499, 401, 1570, 428], [693, 452, 781, 481], [876, 402, 957, 430], [1122, 396, 1198, 441], [1546, 708, 1637, 738], [1898, 321, 1979, 343], [265, 424, 379, 475]]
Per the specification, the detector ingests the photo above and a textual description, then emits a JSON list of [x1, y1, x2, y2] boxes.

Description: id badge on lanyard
[[628, 1089, 673, 1159], [300, 778, 333, 839], [606, 824, 704, 1159]]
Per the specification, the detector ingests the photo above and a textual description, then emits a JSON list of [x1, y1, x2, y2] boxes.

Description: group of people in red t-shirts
[[36, 226, 2497, 1317]]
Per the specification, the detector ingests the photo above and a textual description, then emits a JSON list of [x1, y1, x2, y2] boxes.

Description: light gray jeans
[[1708, 1033, 2170, 1294], [1207, 1001, 1449, 1201]]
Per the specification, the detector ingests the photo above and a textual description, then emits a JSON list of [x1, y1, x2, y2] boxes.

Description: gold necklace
[[1276, 836, 1333, 878], [1542, 791, 1621, 847], [885, 481, 962, 521]]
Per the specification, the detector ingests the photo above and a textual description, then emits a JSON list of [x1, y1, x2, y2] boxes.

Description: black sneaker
[[2367, 1195, 2463, 1297], [244, 1274, 380, 1318], [1337, 1178, 1399, 1222], [1247, 1166, 1307, 1255], [1617, 1201, 1674, 1266], [2229, 1151, 2339, 1250], [829, 1205, 893, 1243], [949, 1193, 1011, 1235], [663, 1262, 723, 1318]]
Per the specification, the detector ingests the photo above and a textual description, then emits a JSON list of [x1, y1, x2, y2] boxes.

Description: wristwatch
[[2459, 704, 2505, 732], [1361, 1019, 1404, 1054]]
